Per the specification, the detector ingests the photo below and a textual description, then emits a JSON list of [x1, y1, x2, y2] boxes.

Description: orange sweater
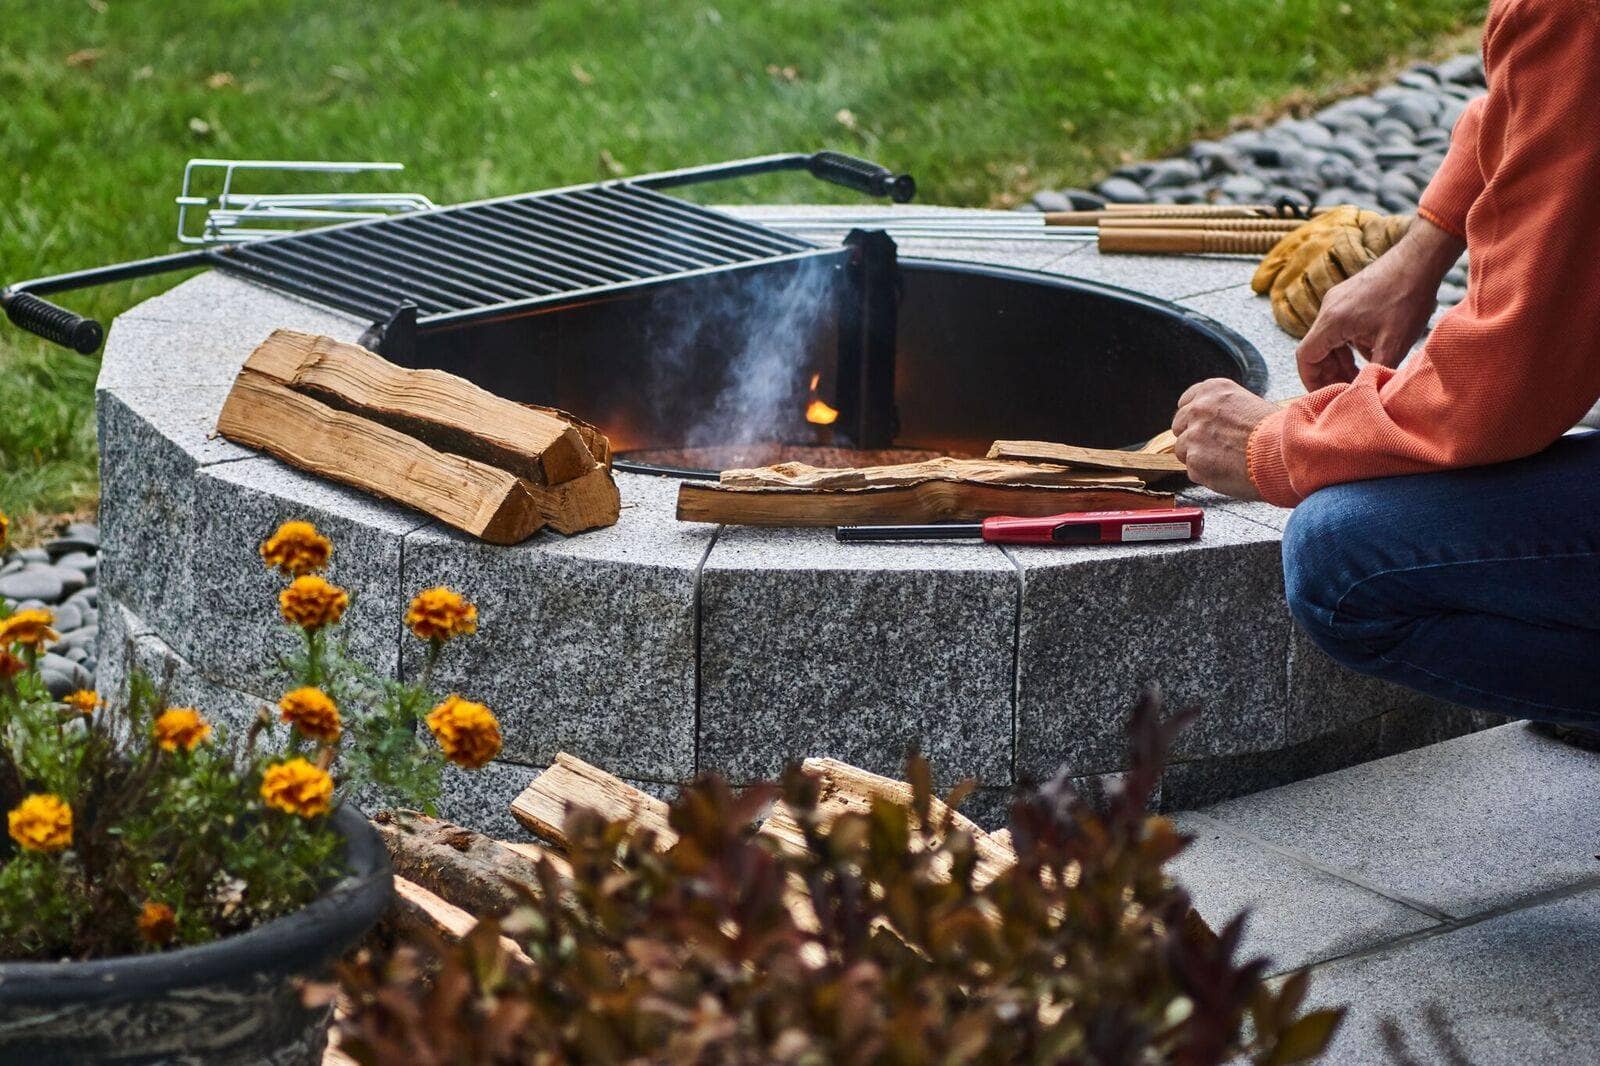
[[1246, 0, 1600, 506]]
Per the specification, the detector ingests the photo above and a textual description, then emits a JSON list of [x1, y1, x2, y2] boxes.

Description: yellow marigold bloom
[[279, 687, 341, 744], [278, 575, 349, 631], [0, 510, 8, 554], [64, 689, 103, 716], [153, 707, 212, 753], [260, 758, 334, 818], [260, 520, 333, 578], [425, 695, 502, 769], [8, 793, 72, 853], [0, 609, 59, 650], [405, 586, 478, 642], [137, 901, 177, 946]]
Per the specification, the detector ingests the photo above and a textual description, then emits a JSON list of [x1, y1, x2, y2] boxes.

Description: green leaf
[[1260, 1008, 1346, 1065]]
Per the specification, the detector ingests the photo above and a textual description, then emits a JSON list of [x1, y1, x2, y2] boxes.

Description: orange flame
[[805, 373, 839, 426]]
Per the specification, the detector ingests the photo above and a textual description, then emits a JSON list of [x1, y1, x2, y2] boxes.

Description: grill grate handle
[[1, 291, 103, 355], [807, 152, 916, 203]]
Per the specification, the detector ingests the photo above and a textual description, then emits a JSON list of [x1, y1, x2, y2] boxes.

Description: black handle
[[807, 152, 917, 203], [2, 291, 104, 354]]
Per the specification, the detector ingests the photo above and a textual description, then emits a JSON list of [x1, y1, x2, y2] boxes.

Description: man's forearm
[[1389, 216, 1467, 295]]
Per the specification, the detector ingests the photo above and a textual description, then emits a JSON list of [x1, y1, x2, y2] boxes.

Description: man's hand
[[1296, 216, 1466, 391], [1171, 380, 1279, 500]]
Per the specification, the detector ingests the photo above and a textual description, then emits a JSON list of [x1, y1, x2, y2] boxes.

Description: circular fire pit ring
[[95, 206, 1492, 838]]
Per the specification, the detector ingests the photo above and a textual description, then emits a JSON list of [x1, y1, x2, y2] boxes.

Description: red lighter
[[836, 507, 1204, 545]]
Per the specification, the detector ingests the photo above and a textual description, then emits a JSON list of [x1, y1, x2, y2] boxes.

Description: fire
[[804, 373, 839, 426]]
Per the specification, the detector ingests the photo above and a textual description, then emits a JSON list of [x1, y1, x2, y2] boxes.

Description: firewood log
[[244, 329, 594, 485], [986, 441, 1187, 481], [372, 809, 570, 917], [389, 877, 532, 972], [510, 752, 676, 848], [718, 456, 1146, 491], [677, 480, 1175, 527]]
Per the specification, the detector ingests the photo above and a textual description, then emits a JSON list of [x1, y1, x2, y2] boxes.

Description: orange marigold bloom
[[260, 520, 333, 578], [137, 901, 177, 946], [405, 587, 478, 642], [260, 758, 335, 818], [0, 650, 24, 681], [279, 575, 349, 631], [0, 609, 59, 650], [279, 687, 341, 744], [8, 793, 72, 853], [425, 695, 502, 769], [153, 707, 212, 753], [63, 689, 103, 716]]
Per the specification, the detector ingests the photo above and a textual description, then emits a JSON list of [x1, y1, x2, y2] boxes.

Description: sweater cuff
[[1416, 99, 1485, 240], [1246, 410, 1302, 507]]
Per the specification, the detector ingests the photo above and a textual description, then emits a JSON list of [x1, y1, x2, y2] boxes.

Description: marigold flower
[[279, 575, 349, 631], [405, 586, 478, 642], [153, 707, 212, 753], [425, 695, 502, 769], [260, 757, 335, 818], [260, 520, 333, 577], [63, 689, 103, 716], [0, 609, 59, 650], [0, 650, 24, 681], [138, 901, 177, 946], [279, 687, 341, 744], [8, 793, 72, 853]]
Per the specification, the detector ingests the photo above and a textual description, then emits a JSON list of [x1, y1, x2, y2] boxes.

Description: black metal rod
[[233, 243, 453, 313], [454, 207, 630, 284], [629, 152, 914, 203], [572, 187, 790, 261], [497, 199, 701, 274], [836, 523, 982, 542], [326, 229, 530, 301], [408, 209, 618, 289], [528, 197, 717, 271], [280, 234, 496, 309], [402, 213, 594, 292], [478, 202, 664, 279], [612, 186, 813, 254]]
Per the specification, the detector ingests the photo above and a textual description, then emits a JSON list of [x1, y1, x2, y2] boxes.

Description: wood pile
[[371, 752, 1023, 970], [217, 330, 619, 544]]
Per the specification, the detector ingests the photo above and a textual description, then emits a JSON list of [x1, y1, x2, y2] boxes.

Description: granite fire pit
[[95, 206, 1491, 837]]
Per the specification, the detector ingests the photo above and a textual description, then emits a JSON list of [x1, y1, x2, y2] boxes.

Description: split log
[[389, 877, 532, 972], [218, 371, 549, 544], [372, 809, 570, 917], [987, 441, 1187, 481], [677, 480, 1176, 527], [719, 456, 1146, 491], [218, 371, 619, 539], [245, 329, 593, 486], [756, 758, 1015, 886], [510, 752, 677, 848]]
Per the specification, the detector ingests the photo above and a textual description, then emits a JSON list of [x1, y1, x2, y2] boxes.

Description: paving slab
[[1199, 724, 1600, 917], [400, 472, 711, 783], [698, 526, 1019, 787], [1170, 814, 1439, 974], [1061, 252, 1261, 302], [1304, 885, 1600, 1065], [1011, 507, 1289, 779]]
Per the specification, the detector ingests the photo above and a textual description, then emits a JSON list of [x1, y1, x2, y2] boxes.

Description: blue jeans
[[1283, 431, 1600, 727]]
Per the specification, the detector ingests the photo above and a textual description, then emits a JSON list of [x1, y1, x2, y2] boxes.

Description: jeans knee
[[1282, 485, 1383, 664]]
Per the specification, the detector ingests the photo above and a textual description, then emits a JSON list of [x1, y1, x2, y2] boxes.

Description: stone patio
[[95, 207, 1499, 839], [1171, 722, 1600, 1063]]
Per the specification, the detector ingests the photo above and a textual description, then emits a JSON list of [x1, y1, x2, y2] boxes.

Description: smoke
[[641, 254, 837, 448]]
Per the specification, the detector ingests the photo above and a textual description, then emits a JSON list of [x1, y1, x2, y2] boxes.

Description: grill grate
[[214, 183, 820, 327]]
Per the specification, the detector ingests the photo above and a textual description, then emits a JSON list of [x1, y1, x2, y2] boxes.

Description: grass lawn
[[0, 0, 1486, 532]]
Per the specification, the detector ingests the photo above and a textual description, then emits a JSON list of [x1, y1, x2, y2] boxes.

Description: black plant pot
[[0, 805, 392, 1066]]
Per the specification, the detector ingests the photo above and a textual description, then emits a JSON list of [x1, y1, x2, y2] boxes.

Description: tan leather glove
[[1252, 207, 1412, 338]]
